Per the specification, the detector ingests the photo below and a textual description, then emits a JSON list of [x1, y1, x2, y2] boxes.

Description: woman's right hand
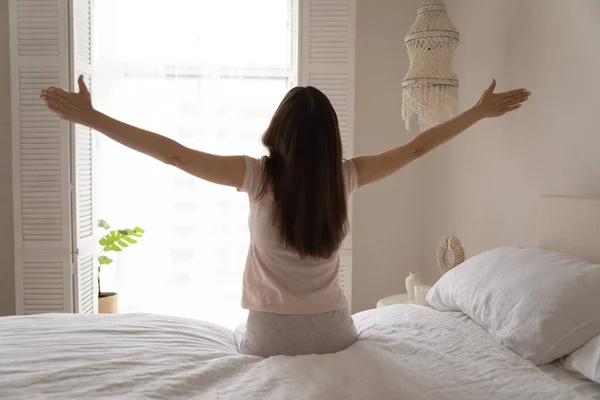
[[40, 75, 97, 126]]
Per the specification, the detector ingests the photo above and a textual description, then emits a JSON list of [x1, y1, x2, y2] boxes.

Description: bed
[[1, 195, 599, 399]]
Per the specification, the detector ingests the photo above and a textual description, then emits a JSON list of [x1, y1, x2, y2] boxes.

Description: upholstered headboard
[[538, 195, 600, 264]]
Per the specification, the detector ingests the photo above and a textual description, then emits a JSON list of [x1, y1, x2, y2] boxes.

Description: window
[[93, 0, 297, 328]]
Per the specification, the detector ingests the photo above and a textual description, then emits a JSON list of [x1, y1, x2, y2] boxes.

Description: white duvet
[[1, 305, 598, 400]]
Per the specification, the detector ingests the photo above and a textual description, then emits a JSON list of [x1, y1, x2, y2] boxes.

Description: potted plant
[[97, 219, 145, 313]]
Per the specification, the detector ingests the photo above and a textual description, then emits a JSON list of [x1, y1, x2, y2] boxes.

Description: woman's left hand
[[475, 79, 530, 119]]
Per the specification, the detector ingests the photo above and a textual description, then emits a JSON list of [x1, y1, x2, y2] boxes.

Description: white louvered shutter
[[71, 0, 97, 314], [9, 0, 97, 315], [298, 0, 356, 305]]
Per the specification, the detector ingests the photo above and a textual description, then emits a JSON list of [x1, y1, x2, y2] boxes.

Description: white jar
[[405, 272, 424, 301]]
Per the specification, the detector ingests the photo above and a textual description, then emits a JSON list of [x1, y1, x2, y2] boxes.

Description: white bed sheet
[[1, 305, 598, 400], [447, 311, 600, 398], [540, 364, 600, 399]]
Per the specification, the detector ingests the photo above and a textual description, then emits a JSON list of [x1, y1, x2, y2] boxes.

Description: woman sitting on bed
[[40, 78, 529, 357]]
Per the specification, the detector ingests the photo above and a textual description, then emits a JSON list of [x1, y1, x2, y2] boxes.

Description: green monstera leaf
[[99, 228, 145, 252], [97, 220, 145, 254], [98, 255, 113, 265], [96, 220, 144, 296], [97, 219, 111, 230]]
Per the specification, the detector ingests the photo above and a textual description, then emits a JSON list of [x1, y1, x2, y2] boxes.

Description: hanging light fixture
[[402, 0, 460, 132]]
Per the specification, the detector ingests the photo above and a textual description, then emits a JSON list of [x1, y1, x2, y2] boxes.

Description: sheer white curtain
[[93, 0, 296, 328]]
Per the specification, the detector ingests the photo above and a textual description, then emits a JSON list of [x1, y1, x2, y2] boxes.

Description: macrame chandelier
[[402, 0, 460, 132]]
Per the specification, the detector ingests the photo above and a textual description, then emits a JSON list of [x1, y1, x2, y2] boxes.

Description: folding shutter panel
[[298, 0, 356, 305], [71, 0, 97, 314], [9, 0, 97, 314], [10, 0, 72, 314]]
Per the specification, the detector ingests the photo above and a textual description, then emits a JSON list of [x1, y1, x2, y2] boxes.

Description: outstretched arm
[[41, 76, 245, 188], [352, 80, 530, 187]]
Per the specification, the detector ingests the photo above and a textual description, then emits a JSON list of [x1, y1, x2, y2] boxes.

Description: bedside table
[[376, 293, 414, 308]]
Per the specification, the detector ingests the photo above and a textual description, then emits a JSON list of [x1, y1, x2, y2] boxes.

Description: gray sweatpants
[[235, 308, 358, 357]]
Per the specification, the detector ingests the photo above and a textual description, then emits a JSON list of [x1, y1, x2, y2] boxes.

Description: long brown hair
[[258, 86, 348, 259]]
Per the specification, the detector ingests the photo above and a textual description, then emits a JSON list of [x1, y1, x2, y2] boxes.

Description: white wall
[[352, 0, 423, 312], [420, 0, 600, 276], [0, 0, 15, 316], [352, 0, 600, 311]]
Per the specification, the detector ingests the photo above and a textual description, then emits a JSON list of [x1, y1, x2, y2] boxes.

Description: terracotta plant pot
[[98, 292, 118, 314]]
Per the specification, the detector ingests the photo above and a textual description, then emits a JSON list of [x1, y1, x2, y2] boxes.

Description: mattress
[[0, 305, 598, 399]]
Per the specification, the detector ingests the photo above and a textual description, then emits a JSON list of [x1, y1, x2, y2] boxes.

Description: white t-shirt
[[238, 156, 358, 314]]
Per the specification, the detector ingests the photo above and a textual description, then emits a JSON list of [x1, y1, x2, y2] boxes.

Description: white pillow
[[426, 246, 600, 365], [561, 334, 600, 384]]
